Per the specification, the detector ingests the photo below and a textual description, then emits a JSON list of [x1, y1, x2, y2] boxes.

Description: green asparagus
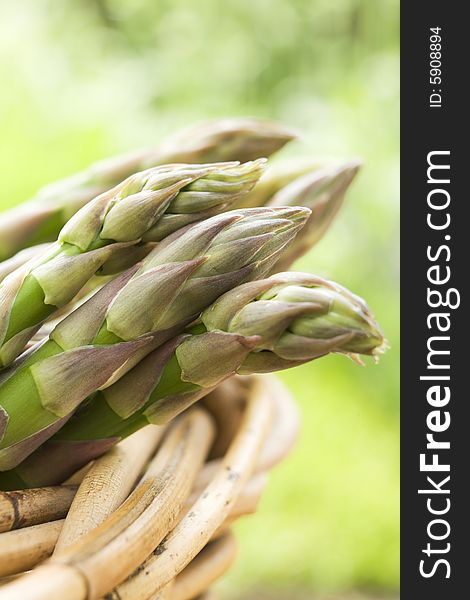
[[0, 207, 309, 472], [268, 160, 361, 271]]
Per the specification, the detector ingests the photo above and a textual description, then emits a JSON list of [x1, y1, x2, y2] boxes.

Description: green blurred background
[[0, 0, 399, 597]]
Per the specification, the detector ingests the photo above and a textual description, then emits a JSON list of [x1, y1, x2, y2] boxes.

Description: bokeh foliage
[[0, 0, 399, 595]]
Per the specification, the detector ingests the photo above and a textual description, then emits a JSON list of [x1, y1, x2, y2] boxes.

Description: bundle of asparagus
[[0, 117, 385, 490]]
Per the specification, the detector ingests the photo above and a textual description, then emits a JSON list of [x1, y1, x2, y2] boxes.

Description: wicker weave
[[0, 375, 299, 600]]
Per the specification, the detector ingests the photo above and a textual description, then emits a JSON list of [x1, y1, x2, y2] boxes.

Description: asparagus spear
[[0, 118, 296, 261], [154, 117, 297, 164], [0, 207, 308, 472], [2, 272, 385, 488], [0, 160, 265, 367], [268, 160, 361, 271]]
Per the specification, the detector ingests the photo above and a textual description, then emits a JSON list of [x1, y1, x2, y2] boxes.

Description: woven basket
[[0, 375, 299, 600]]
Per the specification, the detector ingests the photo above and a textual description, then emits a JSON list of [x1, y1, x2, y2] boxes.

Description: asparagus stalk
[[2, 272, 385, 488], [268, 160, 361, 271], [0, 207, 308, 472], [0, 160, 265, 367], [154, 117, 297, 164], [0, 118, 296, 261]]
